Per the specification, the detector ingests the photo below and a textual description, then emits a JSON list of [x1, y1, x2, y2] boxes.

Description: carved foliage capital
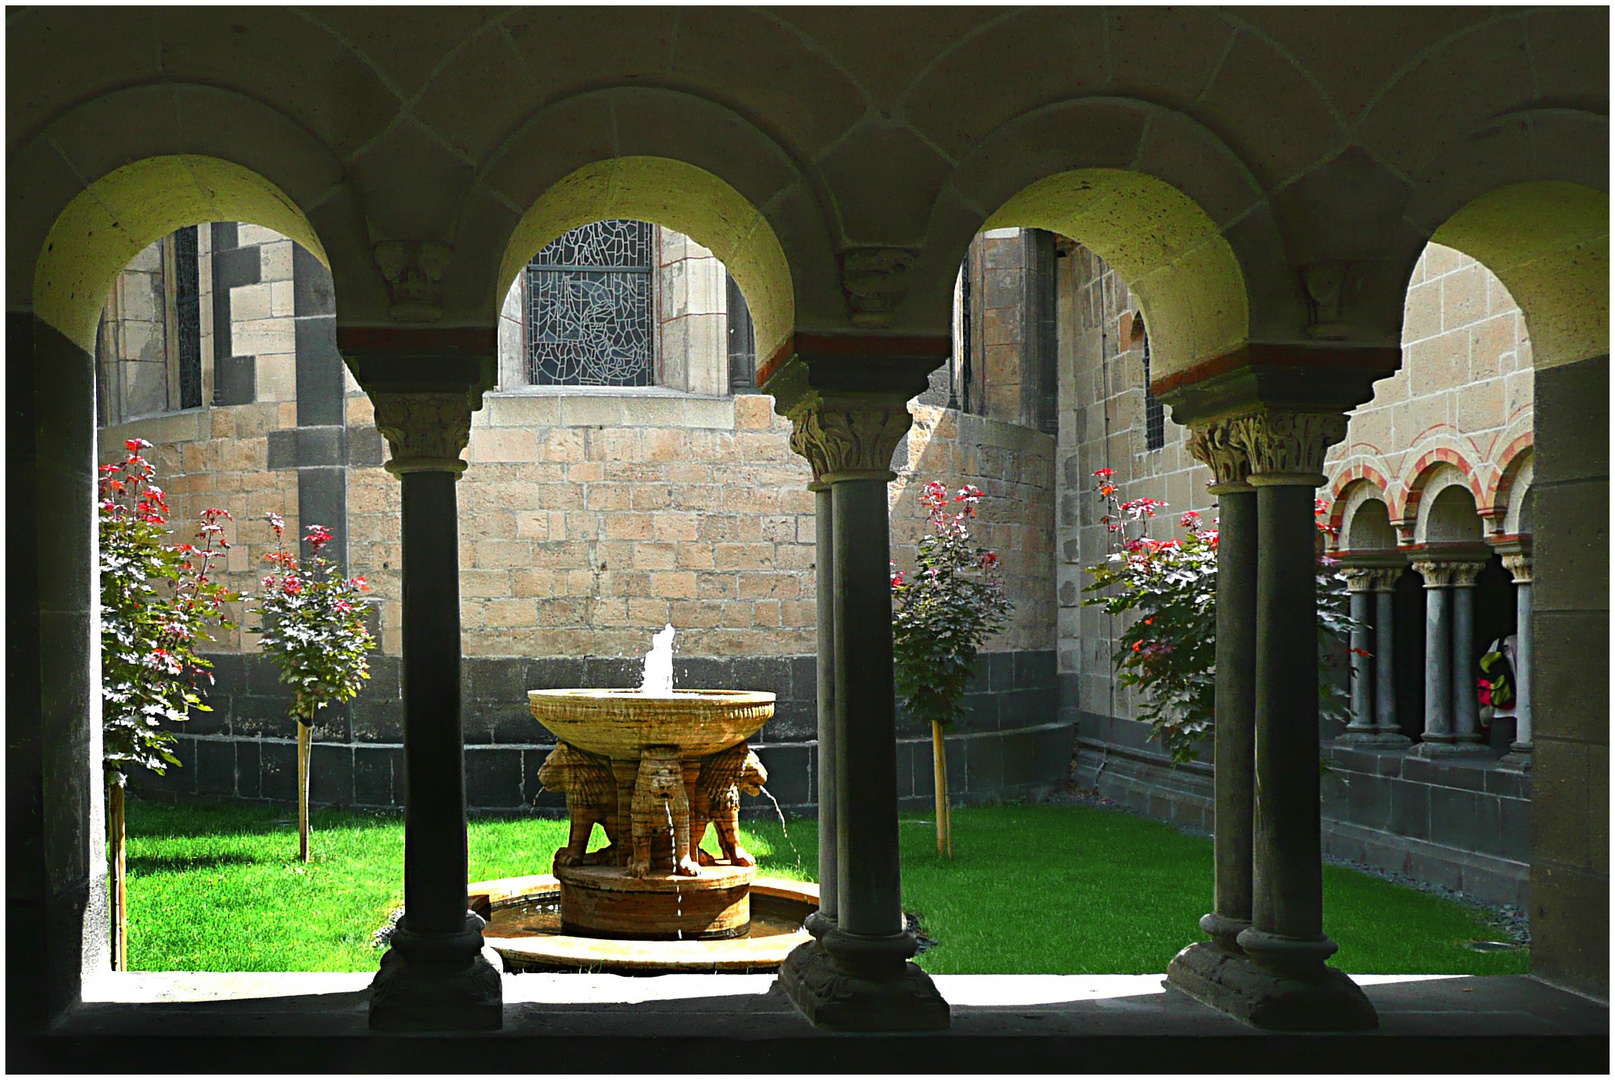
[[1412, 559, 1484, 589], [371, 391, 474, 475], [1340, 567, 1377, 593], [1185, 418, 1252, 491], [787, 395, 913, 482], [1501, 552, 1533, 584], [1227, 409, 1347, 482]]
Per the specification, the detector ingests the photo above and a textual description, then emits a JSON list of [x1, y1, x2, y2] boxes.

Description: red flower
[[1094, 468, 1113, 479]]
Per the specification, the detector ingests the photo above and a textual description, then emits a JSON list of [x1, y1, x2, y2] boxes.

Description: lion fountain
[[468, 626, 817, 971]]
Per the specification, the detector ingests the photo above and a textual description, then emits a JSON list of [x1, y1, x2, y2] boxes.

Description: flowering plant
[[892, 481, 1013, 856], [1082, 469, 1354, 763], [99, 439, 237, 787], [252, 514, 373, 861], [98, 438, 237, 968], [252, 514, 374, 724]]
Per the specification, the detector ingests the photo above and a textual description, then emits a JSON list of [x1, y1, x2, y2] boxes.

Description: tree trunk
[[931, 720, 952, 858], [297, 719, 312, 863], [109, 783, 127, 970]]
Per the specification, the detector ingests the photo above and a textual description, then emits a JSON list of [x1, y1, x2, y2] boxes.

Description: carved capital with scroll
[[371, 391, 474, 476], [787, 396, 913, 484], [1185, 417, 1253, 494], [1226, 409, 1347, 487]]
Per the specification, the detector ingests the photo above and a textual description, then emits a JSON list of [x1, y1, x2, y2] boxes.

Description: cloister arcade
[[9, 7, 1606, 1070]]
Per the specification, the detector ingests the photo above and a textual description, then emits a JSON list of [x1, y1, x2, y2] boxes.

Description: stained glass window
[[525, 220, 655, 386]]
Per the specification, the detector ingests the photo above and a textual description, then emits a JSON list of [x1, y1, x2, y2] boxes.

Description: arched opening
[[977, 168, 1249, 383], [496, 158, 794, 372], [23, 156, 330, 997]]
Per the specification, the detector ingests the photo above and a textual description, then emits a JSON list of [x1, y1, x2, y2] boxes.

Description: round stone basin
[[472, 874, 818, 974], [526, 688, 774, 759]]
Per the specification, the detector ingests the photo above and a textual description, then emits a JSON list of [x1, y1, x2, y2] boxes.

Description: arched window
[[95, 226, 204, 425], [1141, 319, 1164, 451]]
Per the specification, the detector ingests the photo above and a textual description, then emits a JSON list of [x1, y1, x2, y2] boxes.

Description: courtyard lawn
[[122, 799, 1527, 977]]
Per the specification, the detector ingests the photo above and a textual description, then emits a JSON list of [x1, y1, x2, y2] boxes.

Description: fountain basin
[[527, 688, 774, 760], [473, 874, 818, 974], [557, 863, 754, 940]]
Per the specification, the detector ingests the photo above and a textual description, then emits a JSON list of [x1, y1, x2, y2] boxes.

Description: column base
[[368, 915, 503, 1032], [778, 931, 949, 1032], [1334, 729, 1412, 748], [1166, 940, 1378, 1031], [1409, 739, 1493, 759], [1498, 746, 1533, 772]]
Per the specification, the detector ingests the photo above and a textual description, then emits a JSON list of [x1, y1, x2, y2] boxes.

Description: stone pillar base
[[777, 938, 950, 1032], [1166, 941, 1378, 1031], [1334, 730, 1411, 748], [1409, 739, 1493, 759], [1498, 747, 1533, 772], [368, 916, 503, 1032]]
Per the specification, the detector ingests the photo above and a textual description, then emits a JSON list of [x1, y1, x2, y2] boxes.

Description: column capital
[[1340, 566, 1377, 593], [1227, 408, 1348, 487], [1411, 558, 1485, 588], [370, 392, 474, 475], [1185, 418, 1253, 493], [1501, 552, 1533, 584], [1492, 535, 1534, 582], [763, 339, 943, 485], [1366, 567, 1403, 592], [338, 327, 496, 478]]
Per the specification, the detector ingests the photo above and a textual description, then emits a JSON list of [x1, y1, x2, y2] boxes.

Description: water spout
[[639, 623, 676, 695], [757, 785, 799, 865]]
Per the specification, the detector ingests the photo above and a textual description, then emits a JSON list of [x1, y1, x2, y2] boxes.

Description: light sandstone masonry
[[102, 226, 1055, 665], [1058, 241, 1535, 731]]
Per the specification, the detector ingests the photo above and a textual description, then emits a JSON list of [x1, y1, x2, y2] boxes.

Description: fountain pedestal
[[557, 863, 754, 940], [528, 688, 776, 943]]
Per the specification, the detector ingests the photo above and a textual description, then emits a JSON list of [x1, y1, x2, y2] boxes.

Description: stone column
[[1410, 557, 1490, 758], [1334, 561, 1409, 747], [1230, 409, 1375, 1030], [1500, 547, 1534, 770], [345, 342, 501, 1032], [1338, 568, 1377, 740], [1370, 569, 1409, 744], [1450, 561, 1486, 748], [770, 347, 947, 1032], [808, 482, 838, 936], [1168, 421, 1259, 998]]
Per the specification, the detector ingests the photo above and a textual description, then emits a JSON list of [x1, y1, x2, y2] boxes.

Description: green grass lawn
[[122, 799, 1526, 977]]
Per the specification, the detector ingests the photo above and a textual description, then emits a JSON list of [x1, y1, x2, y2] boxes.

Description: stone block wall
[[1324, 242, 1534, 535], [111, 221, 1066, 816], [1057, 240, 1540, 906]]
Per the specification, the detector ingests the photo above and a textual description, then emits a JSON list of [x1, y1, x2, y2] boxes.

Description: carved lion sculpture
[[629, 751, 701, 879], [691, 744, 768, 867], [536, 743, 620, 870]]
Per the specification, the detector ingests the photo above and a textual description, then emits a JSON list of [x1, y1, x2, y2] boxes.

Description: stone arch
[[1494, 438, 1535, 536], [1398, 445, 1482, 526], [23, 154, 336, 989], [954, 165, 1251, 382], [1427, 182, 1609, 372], [32, 155, 330, 353], [1328, 469, 1394, 547], [495, 156, 796, 371], [1410, 459, 1485, 545]]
